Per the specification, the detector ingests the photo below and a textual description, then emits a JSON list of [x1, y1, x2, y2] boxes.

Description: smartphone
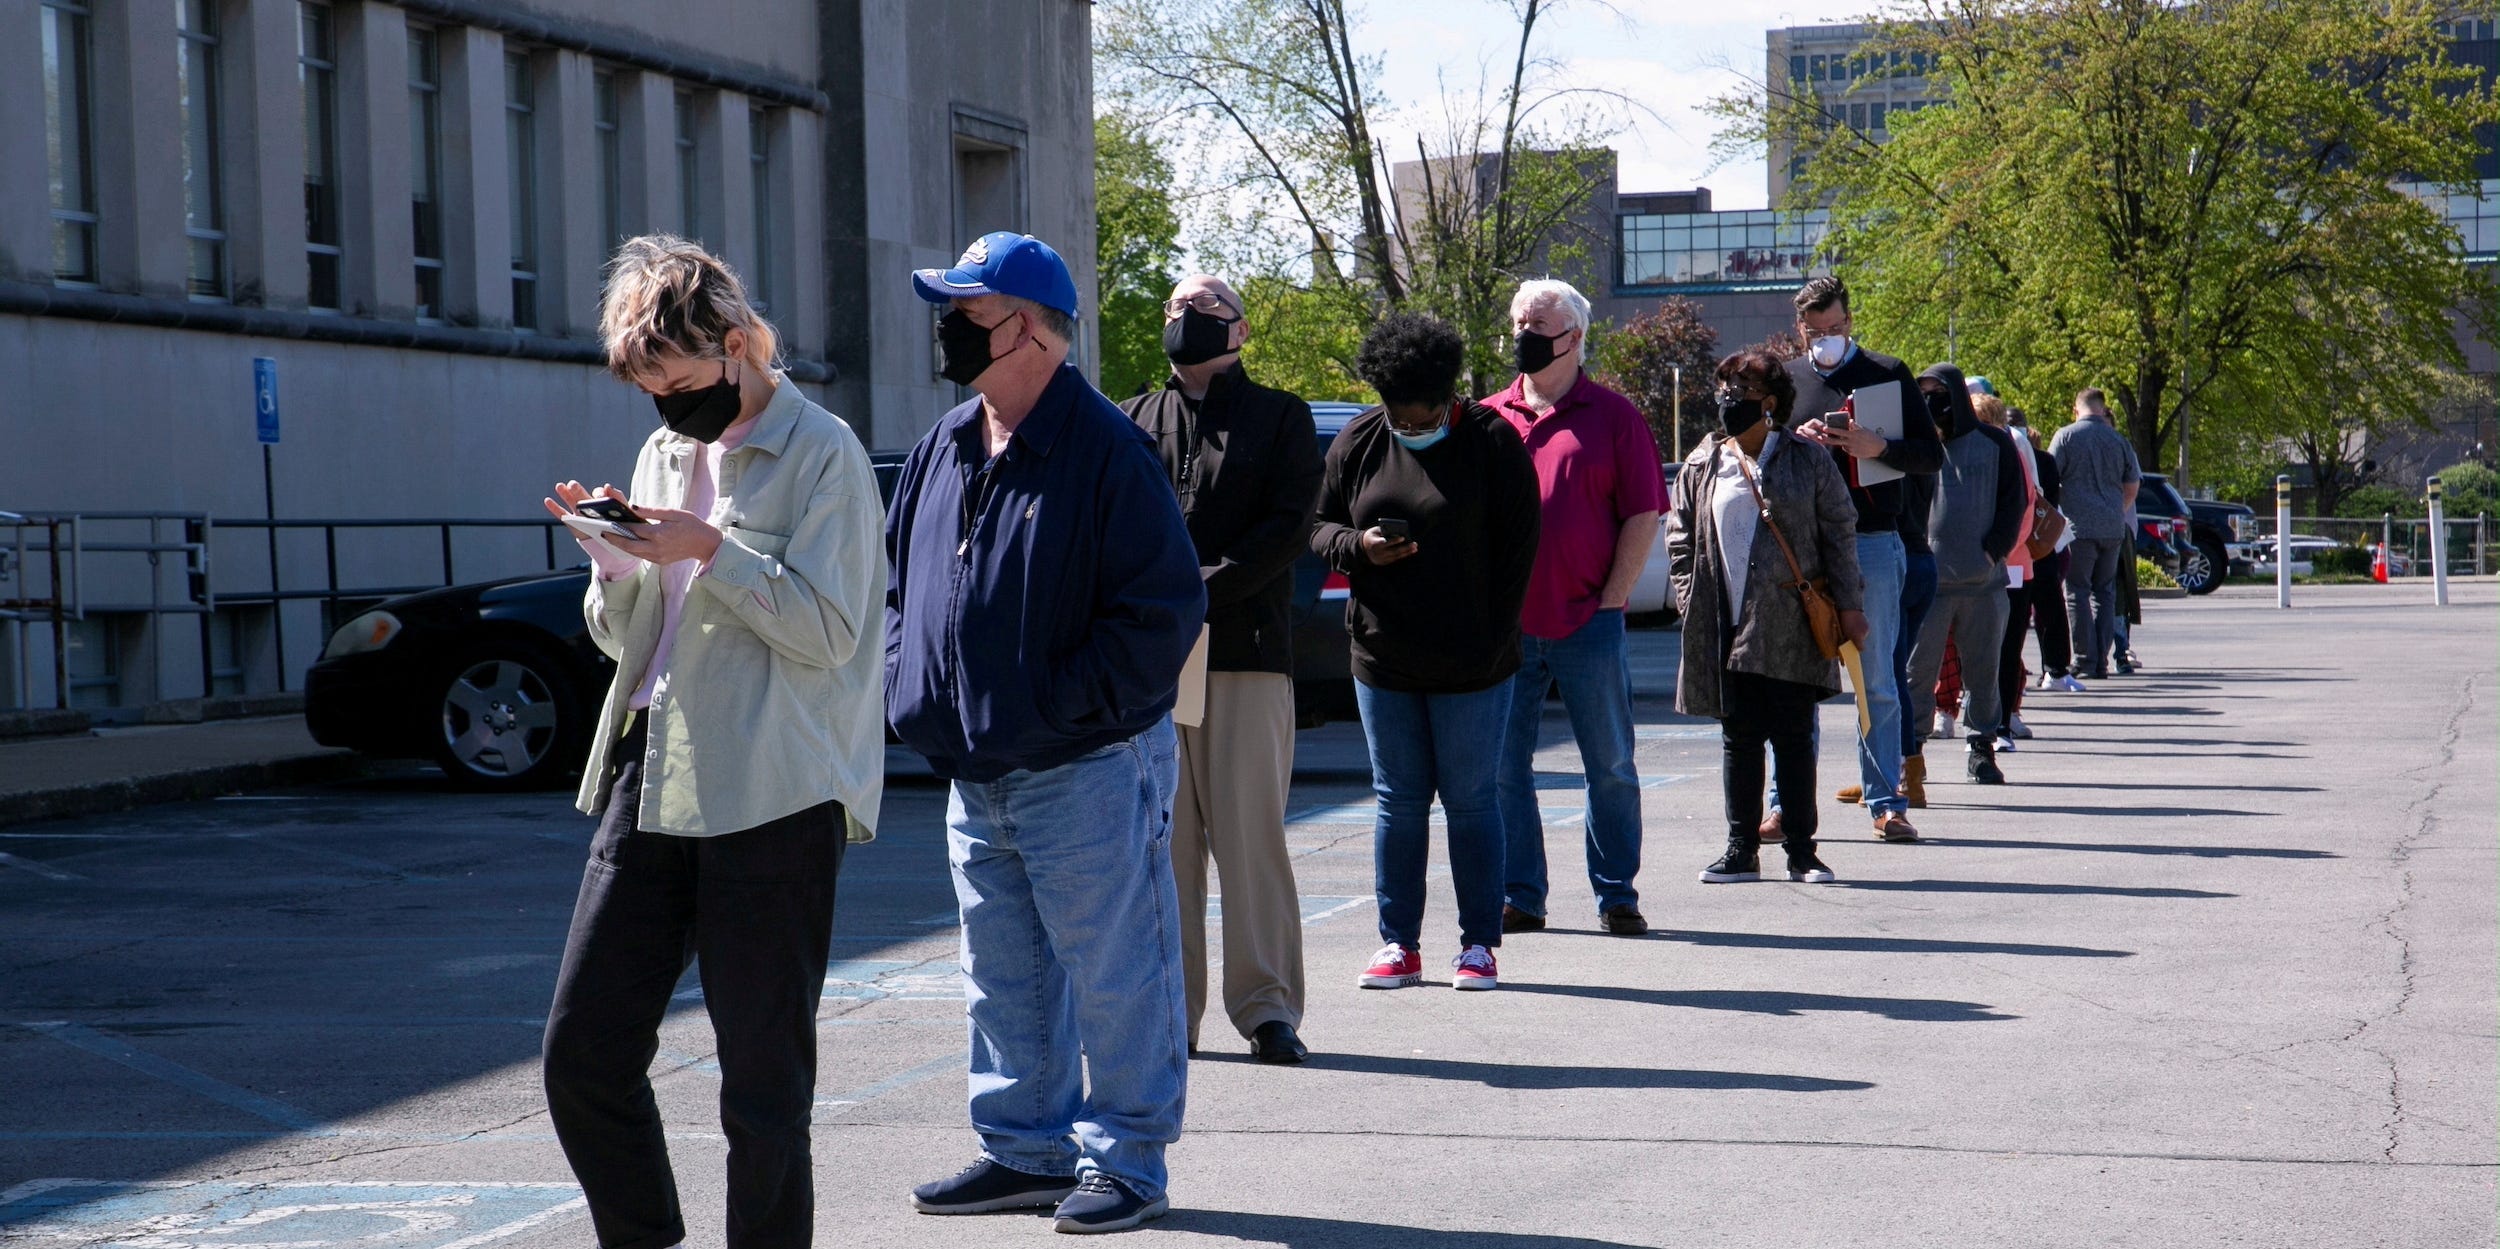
[[575, 496, 650, 525], [1374, 517, 1412, 541], [1823, 409, 1852, 431]]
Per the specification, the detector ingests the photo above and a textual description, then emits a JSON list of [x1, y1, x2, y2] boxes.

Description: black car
[[311, 415, 1369, 789], [2133, 473, 2198, 584], [2180, 496, 2253, 593]]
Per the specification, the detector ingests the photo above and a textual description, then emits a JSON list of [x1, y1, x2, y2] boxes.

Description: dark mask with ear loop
[[653, 359, 744, 444], [1716, 389, 1766, 437], [1163, 307, 1238, 366]]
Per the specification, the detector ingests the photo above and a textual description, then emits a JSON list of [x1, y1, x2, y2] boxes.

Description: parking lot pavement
[[2, 582, 2493, 1249]]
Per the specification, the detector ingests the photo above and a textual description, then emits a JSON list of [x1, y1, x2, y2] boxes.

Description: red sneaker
[[1451, 944, 1499, 990], [1358, 943, 1423, 989]]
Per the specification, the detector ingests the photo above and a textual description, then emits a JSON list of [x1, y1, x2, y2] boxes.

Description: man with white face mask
[[1777, 276, 1942, 844]]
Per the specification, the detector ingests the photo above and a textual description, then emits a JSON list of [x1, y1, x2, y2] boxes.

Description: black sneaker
[[1966, 746, 2006, 785], [1052, 1173, 1169, 1234], [911, 1157, 1078, 1215], [2114, 657, 2139, 675], [1250, 1020, 1307, 1064], [1500, 904, 1546, 934], [1699, 844, 1761, 883], [1602, 904, 1648, 935], [1786, 850, 1837, 883]]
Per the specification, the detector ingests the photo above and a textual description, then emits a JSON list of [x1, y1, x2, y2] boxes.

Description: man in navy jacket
[[886, 232, 1206, 1235]]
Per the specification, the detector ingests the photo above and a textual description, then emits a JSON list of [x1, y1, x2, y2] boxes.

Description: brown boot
[[1759, 809, 1784, 844], [1873, 811, 1922, 843], [1902, 755, 1928, 809], [1833, 784, 1864, 803]]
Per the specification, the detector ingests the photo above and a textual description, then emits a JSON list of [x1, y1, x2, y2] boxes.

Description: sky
[[1355, 0, 1875, 210]]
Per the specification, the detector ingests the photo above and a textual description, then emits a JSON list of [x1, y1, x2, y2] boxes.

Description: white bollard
[[2276, 475, 2292, 609], [2383, 512, 2395, 581], [2428, 476, 2449, 606]]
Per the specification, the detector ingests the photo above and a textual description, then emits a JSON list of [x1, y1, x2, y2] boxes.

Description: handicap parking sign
[[0, 1180, 584, 1249]]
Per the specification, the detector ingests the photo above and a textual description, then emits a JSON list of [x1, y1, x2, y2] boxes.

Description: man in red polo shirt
[[1486, 279, 1665, 937]]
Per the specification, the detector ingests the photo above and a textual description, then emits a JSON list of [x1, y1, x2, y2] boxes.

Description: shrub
[[2137, 557, 2179, 589], [2430, 462, 2499, 517], [2309, 546, 2376, 576]]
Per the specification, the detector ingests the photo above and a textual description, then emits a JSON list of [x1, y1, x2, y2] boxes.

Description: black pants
[[2028, 551, 2074, 678], [543, 720, 846, 1249], [1721, 670, 1825, 851]]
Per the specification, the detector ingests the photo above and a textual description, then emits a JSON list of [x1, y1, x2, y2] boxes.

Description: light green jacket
[[574, 379, 887, 842]]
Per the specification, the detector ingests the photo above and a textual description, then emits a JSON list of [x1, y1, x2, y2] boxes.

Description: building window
[[1617, 208, 1829, 290], [675, 88, 702, 242], [409, 25, 443, 321], [1849, 102, 1867, 132], [593, 67, 621, 248], [1789, 54, 1805, 82], [1871, 101, 1888, 133], [749, 106, 774, 312], [178, 0, 227, 299], [951, 107, 1029, 248], [506, 50, 538, 331], [41, 0, 97, 284], [1809, 53, 1826, 82], [299, 1, 341, 311]]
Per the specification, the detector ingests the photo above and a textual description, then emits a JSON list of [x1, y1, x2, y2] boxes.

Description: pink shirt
[[581, 414, 758, 710], [1485, 372, 1667, 640]]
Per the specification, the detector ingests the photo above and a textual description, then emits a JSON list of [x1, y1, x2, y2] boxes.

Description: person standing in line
[[1904, 365, 2029, 786], [1668, 351, 1867, 886], [1781, 276, 1940, 845], [2010, 409, 2084, 694], [887, 233, 1206, 1235], [1120, 274, 1321, 1066], [540, 236, 889, 1249], [2047, 387, 2140, 681], [1485, 279, 1664, 939], [1314, 312, 1540, 993], [1968, 388, 2041, 747]]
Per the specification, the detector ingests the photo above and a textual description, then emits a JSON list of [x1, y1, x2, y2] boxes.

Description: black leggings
[[1721, 669, 1826, 850]]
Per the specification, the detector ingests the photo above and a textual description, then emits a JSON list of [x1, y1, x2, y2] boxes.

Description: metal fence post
[[2275, 476, 2292, 609], [2383, 512, 2393, 580], [2427, 477, 2449, 606]]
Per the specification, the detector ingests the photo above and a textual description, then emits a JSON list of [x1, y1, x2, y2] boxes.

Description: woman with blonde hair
[[539, 235, 887, 1249]]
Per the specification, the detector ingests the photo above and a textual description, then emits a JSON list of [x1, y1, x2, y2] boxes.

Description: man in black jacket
[[1121, 275, 1321, 1065], [1780, 276, 1943, 843]]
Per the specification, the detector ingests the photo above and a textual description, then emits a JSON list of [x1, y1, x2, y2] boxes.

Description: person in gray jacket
[[1667, 350, 1868, 885], [1903, 363, 2029, 785]]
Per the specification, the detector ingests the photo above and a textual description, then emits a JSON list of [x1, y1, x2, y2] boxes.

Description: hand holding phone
[[1374, 517, 1411, 541], [574, 496, 650, 526], [1824, 409, 1852, 431], [1363, 517, 1418, 566]]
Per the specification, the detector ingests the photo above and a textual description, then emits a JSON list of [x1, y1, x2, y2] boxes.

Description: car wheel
[[430, 643, 584, 790], [2179, 539, 2225, 595]]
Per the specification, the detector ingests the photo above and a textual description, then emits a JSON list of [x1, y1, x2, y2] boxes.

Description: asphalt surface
[[1, 581, 2492, 1248]]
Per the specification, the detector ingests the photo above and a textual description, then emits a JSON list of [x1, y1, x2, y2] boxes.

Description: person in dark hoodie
[[1314, 312, 1540, 994], [1903, 364, 2029, 785]]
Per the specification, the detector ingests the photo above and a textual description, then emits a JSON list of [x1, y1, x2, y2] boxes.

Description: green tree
[[1095, 114, 1183, 401], [1712, 0, 2500, 490], [1590, 297, 1720, 462]]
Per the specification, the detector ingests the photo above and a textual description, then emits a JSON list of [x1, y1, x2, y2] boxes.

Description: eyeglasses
[[1162, 292, 1241, 318]]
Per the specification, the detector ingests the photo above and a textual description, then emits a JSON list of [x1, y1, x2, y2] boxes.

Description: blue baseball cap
[[1966, 375, 1998, 395], [912, 232, 1081, 317]]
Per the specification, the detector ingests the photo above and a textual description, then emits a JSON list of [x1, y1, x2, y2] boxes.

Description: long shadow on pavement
[[1997, 781, 2323, 794], [1235, 1051, 1875, 1093], [1658, 929, 2132, 958], [1929, 803, 2277, 818], [1923, 837, 2335, 860], [1159, 1212, 1662, 1248], [1835, 878, 2235, 898], [1502, 983, 2016, 1022]]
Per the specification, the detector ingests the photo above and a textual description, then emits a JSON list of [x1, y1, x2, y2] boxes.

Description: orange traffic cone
[[2372, 543, 2389, 583]]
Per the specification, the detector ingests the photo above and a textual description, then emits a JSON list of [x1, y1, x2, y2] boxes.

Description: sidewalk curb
[[0, 751, 374, 829]]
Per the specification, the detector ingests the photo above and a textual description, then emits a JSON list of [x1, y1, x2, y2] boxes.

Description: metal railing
[[2, 511, 571, 711], [2239, 514, 2489, 576]]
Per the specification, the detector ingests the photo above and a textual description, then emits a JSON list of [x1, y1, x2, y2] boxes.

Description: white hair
[[1509, 279, 1592, 360]]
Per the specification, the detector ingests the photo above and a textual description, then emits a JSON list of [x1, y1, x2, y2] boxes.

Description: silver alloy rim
[[2179, 545, 2214, 590], [440, 659, 560, 777]]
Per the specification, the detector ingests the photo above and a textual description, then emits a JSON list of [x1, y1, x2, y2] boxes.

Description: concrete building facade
[[1, 0, 1096, 711]]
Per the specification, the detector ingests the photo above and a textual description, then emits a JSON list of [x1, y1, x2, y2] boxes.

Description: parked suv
[[2134, 474, 2197, 584], [2180, 497, 2253, 593]]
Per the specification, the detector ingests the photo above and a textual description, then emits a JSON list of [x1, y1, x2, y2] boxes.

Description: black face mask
[[653, 361, 743, 443], [1716, 392, 1765, 437], [1924, 387, 1956, 428], [1513, 327, 1568, 376], [936, 310, 1017, 387], [1162, 307, 1237, 366]]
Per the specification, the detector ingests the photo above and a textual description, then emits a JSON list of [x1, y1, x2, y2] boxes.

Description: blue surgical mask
[[1392, 426, 1450, 451]]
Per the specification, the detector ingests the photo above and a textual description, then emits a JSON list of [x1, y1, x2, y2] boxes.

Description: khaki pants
[[1173, 670, 1305, 1044]]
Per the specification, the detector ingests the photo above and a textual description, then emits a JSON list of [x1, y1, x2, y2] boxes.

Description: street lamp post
[[1670, 364, 1682, 462]]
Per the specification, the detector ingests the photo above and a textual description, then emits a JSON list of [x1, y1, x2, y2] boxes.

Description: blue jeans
[[1850, 533, 1908, 817], [1496, 609, 1642, 917], [1897, 549, 1939, 757], [947, 720, 1186, 1202], [1356, 679, 1510, 951]]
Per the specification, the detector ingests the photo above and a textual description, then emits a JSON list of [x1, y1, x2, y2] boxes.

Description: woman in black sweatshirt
[[1312, 312, 1539, 992]]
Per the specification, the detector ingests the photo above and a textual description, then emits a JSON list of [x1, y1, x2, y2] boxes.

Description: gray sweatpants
[[2063, 536, 2125, 674], [1908, 587, 2009, 748]]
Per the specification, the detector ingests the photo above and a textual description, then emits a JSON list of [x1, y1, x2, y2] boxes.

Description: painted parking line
[[814, 1053, 964, 1116], [0, 1180, 585, 1249], [1205, 894, 1367, 923], [20, 1022, 323, 1132], [675, 958, 964, 1005]]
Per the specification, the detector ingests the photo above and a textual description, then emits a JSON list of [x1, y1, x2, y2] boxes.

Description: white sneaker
[[2051, 674, 2087, 694], [1934, 712, 1957, 739], [2036, 670, 2054, 690], [2007, 712, 2034, 740], [1994, 732, 2018, 752]]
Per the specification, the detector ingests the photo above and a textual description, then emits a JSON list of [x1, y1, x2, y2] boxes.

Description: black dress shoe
[[1500, 904, 1546, 934], [1250, 1020, 1307, 1064], [1602, 904, 1649, 935]]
